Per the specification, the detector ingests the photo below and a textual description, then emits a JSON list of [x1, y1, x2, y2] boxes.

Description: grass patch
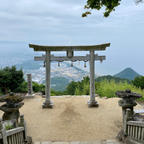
[[5, 125, 14, 130], [96, 80, 144, 100]]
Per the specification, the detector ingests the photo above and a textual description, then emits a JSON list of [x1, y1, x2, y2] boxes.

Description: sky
[[0, 0, 144, 75]]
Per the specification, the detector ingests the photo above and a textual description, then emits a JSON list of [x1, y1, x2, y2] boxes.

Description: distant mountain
[[43, 77, 70, 91], [114, 68, 141, 80]]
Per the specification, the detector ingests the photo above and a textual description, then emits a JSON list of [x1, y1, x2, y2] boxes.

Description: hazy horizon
[[0, 0, 144, 75]]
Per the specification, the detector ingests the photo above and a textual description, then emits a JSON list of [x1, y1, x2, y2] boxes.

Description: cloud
[[0, 1, 143, 45], [0, 0, 144, 74]]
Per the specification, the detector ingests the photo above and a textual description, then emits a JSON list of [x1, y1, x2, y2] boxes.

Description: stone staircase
[[34, 140, 123, 144]]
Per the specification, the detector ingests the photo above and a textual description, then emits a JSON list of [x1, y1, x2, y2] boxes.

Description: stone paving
[[34, 139, 123, 144]]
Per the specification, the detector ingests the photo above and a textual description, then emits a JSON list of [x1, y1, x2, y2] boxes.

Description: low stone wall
[[0, 127, 25, 144], [116, 90, 144, 144], [0, 115, 32, 144]]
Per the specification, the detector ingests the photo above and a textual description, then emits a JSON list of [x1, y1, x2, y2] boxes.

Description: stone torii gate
[[29, 43, 110, 108]]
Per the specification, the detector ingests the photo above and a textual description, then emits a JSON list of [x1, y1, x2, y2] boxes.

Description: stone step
[[34, 140, 123, 144]]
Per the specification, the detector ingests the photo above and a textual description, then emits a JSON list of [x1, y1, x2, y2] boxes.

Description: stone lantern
[[116, 89, 142, 122], [0, 92, 24, 122]]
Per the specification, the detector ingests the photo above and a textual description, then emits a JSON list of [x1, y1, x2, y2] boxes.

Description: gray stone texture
[[34, 140, 122, 144]]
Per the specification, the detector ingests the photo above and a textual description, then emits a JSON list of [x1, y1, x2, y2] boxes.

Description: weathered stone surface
[[52, 142, 69, 144], [0, 92, 24, 121], [116, 89, 141, 108], [116, 89, 144, 144], [88, 100, 99, 107], [27, 74, 33, 95], [34, 140, 122, 144], [105, 139, 121, 144], [88, 141, 102, 144], [79, 142, 90, 144], [34, 142, 41, 144], [25, 136, 33, 144], [41, 141, 52, 144], [42, 101, 53, 108], [70, 141, 80, 144]]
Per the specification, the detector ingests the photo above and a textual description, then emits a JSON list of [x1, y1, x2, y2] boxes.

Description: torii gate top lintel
[[29, 43, 110, 51]]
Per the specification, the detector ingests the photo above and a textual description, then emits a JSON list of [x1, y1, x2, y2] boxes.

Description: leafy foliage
[[82, 0, 143, 17], [64, 76, 144, 101], [96, 79, 144, 101], [82, 0, 121, 17], [132, 76, 144, 89], [0, 66, 143, 101], [30, 76, 144, 101], [32, 82, 45, 93], [15, 81, 27, 93], [0, 66, 24, 94], [5, 124, 14, 130], [66, 81, 78, 95], [51, 89, 67, 96]]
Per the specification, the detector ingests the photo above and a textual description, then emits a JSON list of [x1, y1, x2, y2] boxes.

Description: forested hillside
[[0, 66, 144, 101]]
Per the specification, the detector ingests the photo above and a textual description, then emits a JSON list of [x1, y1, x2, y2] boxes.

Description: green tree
[[132, 76, 144, 89], [0, 66, 24, 94], [32, 82, 45, 93], [66, 81, 77, 95], [15, 81, 28, 93], [83, 84, 90, 95], [82, 0, 143, 17]]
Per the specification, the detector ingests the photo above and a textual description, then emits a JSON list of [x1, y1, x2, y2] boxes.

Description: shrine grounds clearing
[[0, 95, 142, 142]]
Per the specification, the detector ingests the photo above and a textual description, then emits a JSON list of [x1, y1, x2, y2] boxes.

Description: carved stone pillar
[[42, 51, 53, 108], [88, 50, 98, 107], [27, 74, 33, 96]]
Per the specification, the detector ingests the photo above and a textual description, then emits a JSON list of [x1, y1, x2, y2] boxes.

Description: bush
[[14, 81, 28, 93], [96, 80, 144, 100], [32, 82, 45, 94], [0, 66, 24, 94], [5, 125, 14, 130], [51, 89, 66, 96], [132, 76, 144, 89], [65, 77, 144, 101], [66, 81, 78, 95]]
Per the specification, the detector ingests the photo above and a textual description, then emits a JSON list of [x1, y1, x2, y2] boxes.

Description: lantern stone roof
[[29, 43, 110, 51]]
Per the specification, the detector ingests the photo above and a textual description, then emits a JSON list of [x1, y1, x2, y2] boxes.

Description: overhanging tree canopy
[[82, 0, 143, 17]]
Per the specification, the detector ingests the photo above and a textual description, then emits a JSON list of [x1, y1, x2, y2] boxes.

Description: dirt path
[[0, 96, 142, 141]]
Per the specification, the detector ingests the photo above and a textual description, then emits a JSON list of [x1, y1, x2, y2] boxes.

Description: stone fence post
[[19, 115, 27, 140], [0, 120, 8, 144]]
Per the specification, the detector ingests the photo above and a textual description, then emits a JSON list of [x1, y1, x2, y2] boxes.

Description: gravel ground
[[0, 95, 142, 142]]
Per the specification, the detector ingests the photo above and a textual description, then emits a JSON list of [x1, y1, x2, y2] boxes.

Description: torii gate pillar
[[88, 50, 98, 107], [42, 51, 53, 108]]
